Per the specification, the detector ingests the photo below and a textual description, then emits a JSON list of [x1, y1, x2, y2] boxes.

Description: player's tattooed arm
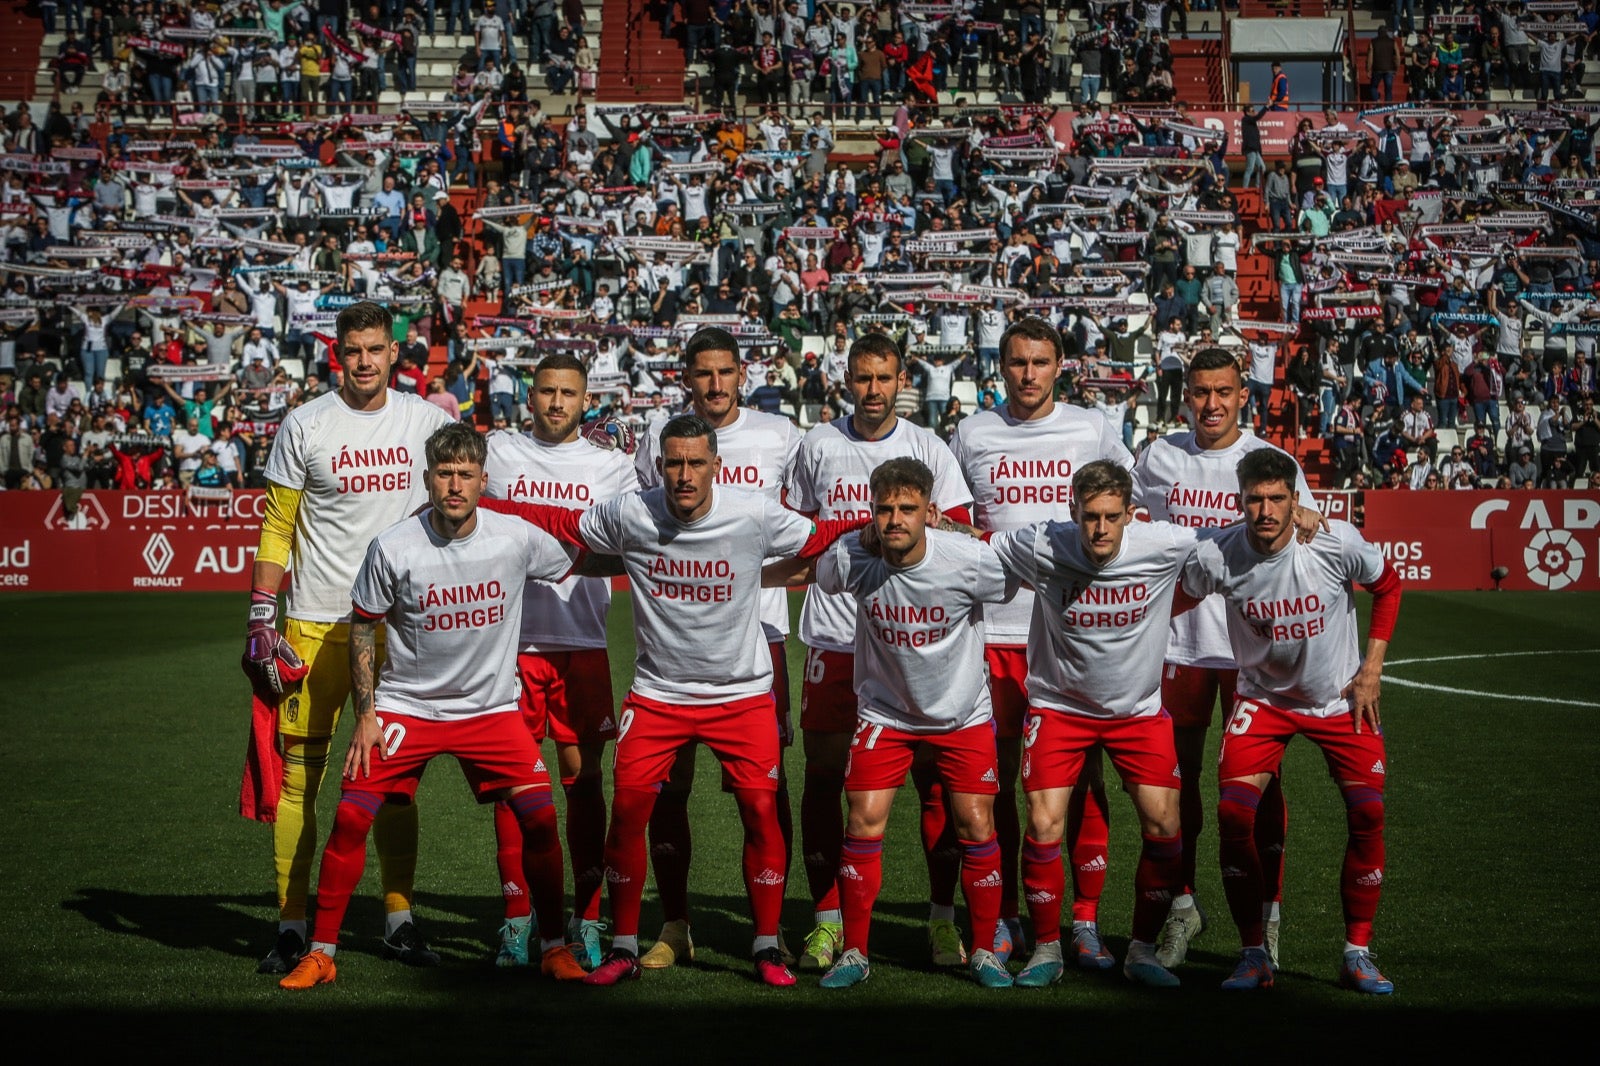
[[345, 617, 385, 781], [1292, 503, 1329, 544], [934, 514, 983, 539]]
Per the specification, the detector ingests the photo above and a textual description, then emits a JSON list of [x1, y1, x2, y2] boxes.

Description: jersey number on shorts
[[1227, 702, 1258, 737], [379, 716, 407, 756], [851, 720, 883, 751], [1023, 713, 1042, 750], [805, 648, 827, 685]]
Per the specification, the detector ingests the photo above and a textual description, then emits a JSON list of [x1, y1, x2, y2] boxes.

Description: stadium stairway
[[1237, 0, 1327, 17], [597, 0, 686, 102], [1, 0, 44, 101], [1170, 39, 1222, 110]]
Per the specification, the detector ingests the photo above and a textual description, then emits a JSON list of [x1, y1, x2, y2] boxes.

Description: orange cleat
[[541, 944, 589, 981], [279, 949, 337, 991]]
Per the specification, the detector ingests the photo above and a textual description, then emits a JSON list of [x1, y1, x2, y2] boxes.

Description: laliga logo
[[1524, 529, 1585, 591], [143, 533, 175, 575]]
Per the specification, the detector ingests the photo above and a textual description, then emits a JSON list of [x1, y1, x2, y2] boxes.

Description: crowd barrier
[[3, 487, 1597, 594]]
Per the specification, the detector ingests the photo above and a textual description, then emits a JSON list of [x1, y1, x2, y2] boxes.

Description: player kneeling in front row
[[1180, 449, 1401, 994], [773, 458, 1016, 989], [280, 424, 597, 989], [983, 460, 1192, 989]]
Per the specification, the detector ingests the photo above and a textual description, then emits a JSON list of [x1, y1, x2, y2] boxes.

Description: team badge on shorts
[[286, 694, 300, 725]]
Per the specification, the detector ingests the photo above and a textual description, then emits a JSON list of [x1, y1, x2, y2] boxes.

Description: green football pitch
[[1, 590, 1595, 1058]]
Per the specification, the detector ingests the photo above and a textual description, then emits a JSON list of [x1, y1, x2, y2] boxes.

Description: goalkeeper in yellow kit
[[242, 301, 455, 973]]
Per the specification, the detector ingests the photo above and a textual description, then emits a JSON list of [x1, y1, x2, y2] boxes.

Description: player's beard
[[535, 406, 582, 443]]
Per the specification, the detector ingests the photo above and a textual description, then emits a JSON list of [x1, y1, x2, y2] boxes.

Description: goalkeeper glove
[[581, 416, 637, 455], [241, 586, 308, 700]]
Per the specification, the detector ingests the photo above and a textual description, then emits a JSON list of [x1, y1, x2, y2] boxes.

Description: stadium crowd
[[4, 0, 1600, 500]]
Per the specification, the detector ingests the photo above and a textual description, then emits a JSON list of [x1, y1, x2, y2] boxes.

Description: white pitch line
[[1383, 650, 1600, 708]]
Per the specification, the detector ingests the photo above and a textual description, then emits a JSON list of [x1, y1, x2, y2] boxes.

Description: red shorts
[[1217, 698, 1387, 793], [844, 718, 1000, 795], [799, 647, 857, 734], [344, 709, 551, 802], [1020, 709, 1180, 792], [984, 645, 1029, 739], [517, 648, 617, 746], [1161, 664, 1239, 730], [614, 691, 781, 793]]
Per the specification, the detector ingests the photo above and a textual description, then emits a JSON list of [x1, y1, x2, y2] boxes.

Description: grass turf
[[0, 590, 1596, 1058]]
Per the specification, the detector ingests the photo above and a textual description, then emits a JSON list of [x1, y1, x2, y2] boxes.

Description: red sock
[[1067, 781, 1110, 922], [994, 790, 1021, 920], [309, 792, 381, 946], [492, 799, 532, 920], [734, 788, 787, 938], [563, 775, 607, 922], [838, 833, 883, 953], [603, 787, 656, 939], [509, 788, 565, 943], [1257, 774, 1289, 905], [1217, 781, 1265, 946], [960, 835, 1002, 955], [646, 788, 691, 923], [1132, 833, 1184, 943], [1340, 785, 1386, 946], [916, 770, 960, 908], [1021, 836, 1064, 945], [800, 770, 845, 912]]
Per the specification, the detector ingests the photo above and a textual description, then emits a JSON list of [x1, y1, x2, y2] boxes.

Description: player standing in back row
[[484, 352, 639, 969], [241, 301, 454, 974], [1181, 448, 1401, 995], [949, 317, 1133, 970], [1131, 347, 1319, 971], [629, 327, 804, 971], [787, 332, 976, 973]]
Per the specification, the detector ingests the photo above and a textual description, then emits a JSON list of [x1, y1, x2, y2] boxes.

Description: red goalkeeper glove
[[241, 587, 308, 700], [581, 416, 637, 455]]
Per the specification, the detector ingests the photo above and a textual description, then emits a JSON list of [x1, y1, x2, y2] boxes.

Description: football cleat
[[1265, 914, 1281, 969], [1221, 947, 1276, 991], [257, 927, 306, 975], [1339, 950, 1394, 995], [992, 916, 1026, 966], [819, 947, 871, 989], [278, 949, 336, 991], [1071, 925, 1116, 971], [494, 917, 531, 968], [639, 919, 694, 969], [1123, 942, 1181, 988], [797, 921, 844, 971], [753, 946, 797, 987], [381, 921, 441, 967], [1015, 941, 1065, 988], [540, 944, 589, 981], [969, 948, 1015, 988], [582, 947, 642, 986], [567, 917, 606, 970], [927, 918, 968, 967], [1154, 899, 1207, 970]]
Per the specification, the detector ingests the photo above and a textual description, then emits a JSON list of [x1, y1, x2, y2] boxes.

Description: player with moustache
[[628, 327, 804, 971], [1180, 448, 1401, 995], [948, 317, 1134, 970], [485, 414, 865, 988], [976, 460, 1196, 990], [241, 301, 454, 975], [1131, 347, 1322, 971], [770, 458, 1017, 990], [786, 331, 977, 973], [482, 352, 639, 970], [278, 423, 595, 989]]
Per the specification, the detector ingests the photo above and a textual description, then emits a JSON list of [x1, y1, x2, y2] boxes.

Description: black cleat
[[381, 921, 441, 967], [257, 928, 306, 975]]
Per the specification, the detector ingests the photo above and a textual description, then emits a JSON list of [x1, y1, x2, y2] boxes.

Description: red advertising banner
[[0, 490, 265, 592], [1360, 490, 1600, 591]]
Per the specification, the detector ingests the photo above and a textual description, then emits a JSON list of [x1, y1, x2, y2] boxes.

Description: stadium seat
[[378, 91, 403, 106], [952, 379, 979, 409], [104, 358, 122, 384], [279, 358, 306, 382]]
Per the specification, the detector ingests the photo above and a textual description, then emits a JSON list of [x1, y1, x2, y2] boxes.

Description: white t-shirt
[[1181, 521, 1384, 717], [817, 530, 1012, 733], [989, 519, 1196, 719], [1247, 341, 1278, 386], [949, 403, 1133, 642], [351, 509, 577, 720], [579, 486, 814, 705], [634, 408, 802, 640], [262, 389, 454, 622], [790, 417, 973, 652], [1132, 430, 1314, 667], [485, 431, 639, 651]]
